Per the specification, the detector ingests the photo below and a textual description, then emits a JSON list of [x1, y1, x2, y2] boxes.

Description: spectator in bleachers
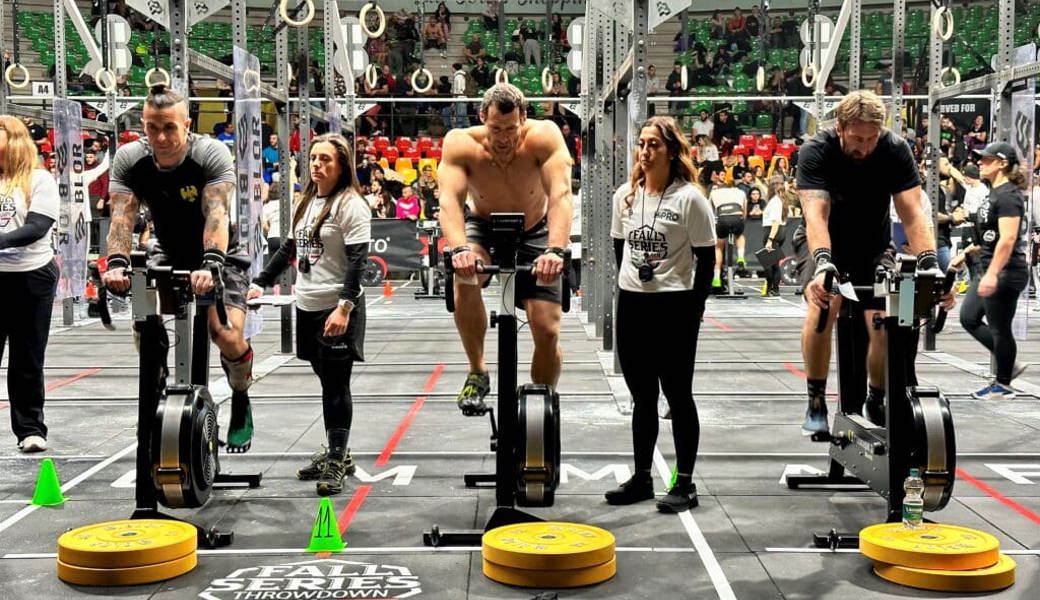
[[395, 185, 420, 221], [694, 134, 720, 167], [482, 1, 502, 30], [520, 21, 542, 67], [646, 65, 661, 116], [218, 121, 235, 152], [548, 72, 565, 96], [666, 62, 686, 114], [746, 5, 762, 37], [761, 176, 788, 297], [424, 15, 448, 55], [368, 180, 396, 218], [20, 117, 47, 150], [435, 2, 452, 39], [692, 110, 714, 142], [389, 11, 418, 76], [769, 16, 784, 48], [263, 134, 280, 184], [965, 114, 988, 152], [709, 10, 725, 39], [781, 10, 800, 47], [550, 14, 564, 45], [366, 31, 389, 66], [736, 169, 757, 199], [451, 63, 470, 129], [768, 155, 791, 180], [746, 186, 764, 220], [712, 110, 740, 155], [472, 58, 493, 90], [726, 8, 747, 44], [465, 33, 487, 65], [416, 165, 438, 212], [503, 42, 524, 76]]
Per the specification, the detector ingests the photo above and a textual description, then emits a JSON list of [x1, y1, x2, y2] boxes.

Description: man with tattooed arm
[[101, 85, 257, 453]]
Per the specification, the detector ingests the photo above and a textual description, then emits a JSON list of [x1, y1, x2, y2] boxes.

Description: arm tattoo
[[106, 192, 139, 256], [201, 181, 234, 251]]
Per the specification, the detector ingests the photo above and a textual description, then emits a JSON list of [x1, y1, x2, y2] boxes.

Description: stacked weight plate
[[482, 522, 616, 588], [860, 523, 1016, 592], [57, 520, 198, 586]]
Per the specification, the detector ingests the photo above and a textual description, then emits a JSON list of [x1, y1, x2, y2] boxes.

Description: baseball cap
[[961, 163, 980, 179], [972, 141, 1019, 164]]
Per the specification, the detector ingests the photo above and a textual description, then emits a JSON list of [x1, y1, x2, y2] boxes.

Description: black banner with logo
[[369, 219, 423, 274]]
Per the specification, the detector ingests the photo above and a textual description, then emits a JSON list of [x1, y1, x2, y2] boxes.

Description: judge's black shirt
[[796, 127, 920, 281], [109, 134, 244, 270], [975, 181, 1028, 272]]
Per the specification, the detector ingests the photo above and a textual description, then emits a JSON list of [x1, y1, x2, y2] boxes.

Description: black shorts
[[295, 298, 367, 363], [715, 215, 745, 239], [796, 242, 894, 311], [147, 247, 251, 312], [464, 213, 561, 308]]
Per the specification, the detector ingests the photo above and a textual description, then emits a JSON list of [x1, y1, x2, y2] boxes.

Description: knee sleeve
[[221, 345, 254, 392]]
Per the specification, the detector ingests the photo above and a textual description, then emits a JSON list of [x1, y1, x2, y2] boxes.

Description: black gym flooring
[[0, 279, 1037, 599]]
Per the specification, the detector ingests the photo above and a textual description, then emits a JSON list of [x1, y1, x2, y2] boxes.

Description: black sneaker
[[863, 397, 885, 427], [604, 474, 655, 505], [317, 454, 354, 496], [457, 372, 491, 416], [656, 483, 698, 513], [297, 448, 329, 481]]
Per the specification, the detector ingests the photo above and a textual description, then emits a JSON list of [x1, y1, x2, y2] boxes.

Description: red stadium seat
[[754, 143, 773, 161], [382, 147, 400, 163], [417, 136, 433, 152], [395, 137, 412, 153], [759, 134, 777, 150], [775, 143, 795, 158], [426, 146, 442, 160], [373, 136, 390, 152], [739, 134, 756, 148], [731, 144, 750, 157], [404, 147, 421, 161]]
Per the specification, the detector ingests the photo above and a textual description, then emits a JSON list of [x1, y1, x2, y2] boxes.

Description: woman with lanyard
[[248, 134, 371, 496], [605, 116, 716, 512], [955, 142, 1030, 400], [761, 177, 788, 297], [0, 116, 60, 452]]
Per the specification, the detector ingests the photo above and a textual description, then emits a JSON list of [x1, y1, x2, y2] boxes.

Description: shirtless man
[[438, 83, 574, 414]]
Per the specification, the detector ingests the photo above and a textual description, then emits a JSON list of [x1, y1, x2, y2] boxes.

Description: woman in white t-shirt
[[0, 115, 60, 453], [761, 177, 788, 297], [606, 116, 716, 513], [248, 134, 371, 496]]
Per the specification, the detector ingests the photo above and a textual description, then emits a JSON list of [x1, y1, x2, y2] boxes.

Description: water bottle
[[902, 468, 925, 529]]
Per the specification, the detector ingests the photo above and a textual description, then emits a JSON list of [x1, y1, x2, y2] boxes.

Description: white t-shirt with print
[[0, 170, 60, 272], [262, 200, 282, 239], [611, 180, 716, 293], [289, 191, 372, 312]]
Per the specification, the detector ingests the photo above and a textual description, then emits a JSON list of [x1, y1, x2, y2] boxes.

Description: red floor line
[[705, 316, 732, 332], [0, 401, 8, 410], [374, 363, 445, 467], [45, 368, 102, 392], [337, 484, 372, 534], [783, 361, 836, 397], [956, 467, 1040, 526]]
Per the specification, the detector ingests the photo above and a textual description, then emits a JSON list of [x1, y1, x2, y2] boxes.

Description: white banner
[[234, 46, 265, 338], [86, 100, 140, 119], [125, 0, 229, 29], [649, 0, 692, 32], [333, 16, 369, 82], [53, 99, 89, 302], [1010, 43, 1035, 341], [328, 98, 342, 135], [84, 15, 133, 77]]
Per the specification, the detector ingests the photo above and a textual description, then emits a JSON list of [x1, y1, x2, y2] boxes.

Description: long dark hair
[[624, 116, 699, 212], [293, 133, 362, 233]]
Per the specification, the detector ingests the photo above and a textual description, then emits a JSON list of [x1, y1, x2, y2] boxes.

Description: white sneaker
[[18, 435, 47, 453]]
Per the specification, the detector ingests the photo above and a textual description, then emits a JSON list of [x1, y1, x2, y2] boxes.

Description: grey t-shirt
[[109, 135, 241, 269], [611, 180, 716, 293], [290, 191, 372, 311], [0, 170, 60, 272]]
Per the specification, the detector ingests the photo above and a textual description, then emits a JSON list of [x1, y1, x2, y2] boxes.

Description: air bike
[[787, 255, 958, 548], [424, 213, 571, 547], [95, 252, 262, 547]]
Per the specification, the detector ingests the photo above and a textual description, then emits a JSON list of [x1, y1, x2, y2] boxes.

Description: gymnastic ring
[[359, 2, 386, 39], [495, 68, 509, 85], [94, 68, 117, 94], [801, 63, 816, 88], [411, 67, 433, 93], [279, 0, 315, 28], [755, 65, 765, 91], [365, 63, 379, 89], [932, 6, 954, 42], [541, 66, 553, 92], [680, 64, 688, 90], [4, 63, 30, 89], [144, 67, 171, 88], [939, 66, 960, 88]]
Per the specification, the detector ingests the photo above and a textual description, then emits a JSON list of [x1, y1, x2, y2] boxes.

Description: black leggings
[[766, 225, 786, 292], [959, 268, 1029, 384], [616, 289, 702, 475], [310, 360, 355, 431]]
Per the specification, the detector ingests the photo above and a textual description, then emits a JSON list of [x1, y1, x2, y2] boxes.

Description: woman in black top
[[957, 142, 1030, 400]]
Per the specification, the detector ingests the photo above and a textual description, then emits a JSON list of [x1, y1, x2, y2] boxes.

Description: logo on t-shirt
[[655, 208, 680, 223], [982, 230, 997, 243], [180, 186, 199, 202], [297, 226, 325, 266], [628, 225, 668, 265], [0, 195, 15, 228]]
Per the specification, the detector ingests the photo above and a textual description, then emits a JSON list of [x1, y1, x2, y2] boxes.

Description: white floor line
[[764, 547, 1040, 556], [0, 354, 292, 538], [652, 448, 736, 600], [2, 546, 699, 559]]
